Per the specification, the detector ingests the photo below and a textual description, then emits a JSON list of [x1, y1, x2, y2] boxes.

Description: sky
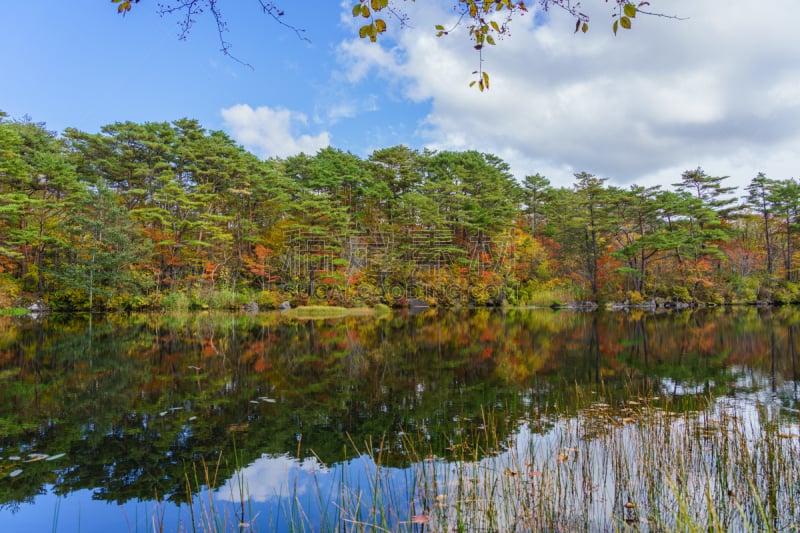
[[1, 0, 799, 192]]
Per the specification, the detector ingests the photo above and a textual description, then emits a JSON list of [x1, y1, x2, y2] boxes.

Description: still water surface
[[0, 307, 798, 531]]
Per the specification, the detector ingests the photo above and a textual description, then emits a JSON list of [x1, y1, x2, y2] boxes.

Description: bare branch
[[255, 1, 310, 43]]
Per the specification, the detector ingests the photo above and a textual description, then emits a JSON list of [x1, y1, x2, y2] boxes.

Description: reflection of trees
[[0, 308, 797, 507]]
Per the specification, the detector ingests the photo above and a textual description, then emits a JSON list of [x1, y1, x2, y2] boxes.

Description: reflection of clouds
[[217, 454, 329, 503]]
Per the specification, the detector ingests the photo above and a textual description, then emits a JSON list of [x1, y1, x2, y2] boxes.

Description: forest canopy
[[0, 113, 795, 311]]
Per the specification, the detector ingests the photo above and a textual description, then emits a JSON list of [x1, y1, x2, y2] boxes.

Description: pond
[[0, 307, 798, 531]]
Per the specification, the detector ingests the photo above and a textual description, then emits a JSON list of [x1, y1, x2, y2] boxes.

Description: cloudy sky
[[1, 1, 798, 191]]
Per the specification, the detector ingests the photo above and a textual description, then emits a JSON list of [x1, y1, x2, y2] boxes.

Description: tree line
[[0, 112, 797, 310]]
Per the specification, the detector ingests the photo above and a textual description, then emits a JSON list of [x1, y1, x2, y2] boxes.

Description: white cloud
[[221, 104, 331, 158], [337, 0, 800, 191]]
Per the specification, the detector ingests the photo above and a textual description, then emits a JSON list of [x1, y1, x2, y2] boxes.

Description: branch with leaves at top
[[352, 1, 681, 91], [113, 0, 681, 90]]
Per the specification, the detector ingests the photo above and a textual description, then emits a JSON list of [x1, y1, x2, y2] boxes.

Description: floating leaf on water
[[9, 469, 22, 478], [228, 422, 249, 433], [411, 515, 430, 524], [45, 453, 66, 462]]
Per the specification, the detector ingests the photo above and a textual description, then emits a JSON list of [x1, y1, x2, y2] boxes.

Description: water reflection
[[0, 307, 798, 530]]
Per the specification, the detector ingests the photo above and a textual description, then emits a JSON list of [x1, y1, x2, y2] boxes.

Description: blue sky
[[2, 1, 799, 191]]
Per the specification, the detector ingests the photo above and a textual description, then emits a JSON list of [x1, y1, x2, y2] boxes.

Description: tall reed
[[165, 382, 800, 532]]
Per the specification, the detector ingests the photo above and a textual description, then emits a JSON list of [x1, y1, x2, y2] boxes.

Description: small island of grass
[[280, 304, 391, 320]]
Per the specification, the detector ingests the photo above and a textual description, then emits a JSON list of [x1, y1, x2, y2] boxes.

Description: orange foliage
[[201, 338, 218, 357], [253, 358, 271, 372]]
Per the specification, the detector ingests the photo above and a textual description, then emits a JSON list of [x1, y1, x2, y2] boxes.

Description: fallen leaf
[[411, 514, 430, 524]]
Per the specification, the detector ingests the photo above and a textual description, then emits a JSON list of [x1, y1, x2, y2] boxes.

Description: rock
[[407, 298, 429, 309], [552, 301, 598, 311], [241, 301, 259, 313], [664, 300, 690, 310], [27, 300, 50, 318], [278, 301, 291, 310], [28, 300, 49, 312], [568, 301, 598, 311]]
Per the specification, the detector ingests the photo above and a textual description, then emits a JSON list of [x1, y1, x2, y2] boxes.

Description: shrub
[[669, 285, 691, 303], [49, 289, 89, 311], [161, 291, 191, 310], [0, 274, 21, 307], [626, 290, 645, 305]]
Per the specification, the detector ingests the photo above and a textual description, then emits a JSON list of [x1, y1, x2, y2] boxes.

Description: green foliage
[[772, 281, 800, 304], [692, 281, 724, 305], [253, 289, 286, 309], [48, 289, 90, 311], [0, 274, 21, 307], [668, 285, 691, 303], [1, 112, 792, 309], [110, 293, 152, 311], [161, 291, 192, 310]]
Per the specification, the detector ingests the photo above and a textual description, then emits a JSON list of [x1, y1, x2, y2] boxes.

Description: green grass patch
[[0, 307, 29, 316], [280, 305, 383, 320]]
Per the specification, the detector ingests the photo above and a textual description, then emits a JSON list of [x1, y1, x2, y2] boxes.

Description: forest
[[1, 112, 798, 311]]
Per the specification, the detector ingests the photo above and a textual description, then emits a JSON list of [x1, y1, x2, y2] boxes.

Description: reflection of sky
[[0, 489, 182, 533], [216, 453, 328, 502], [213, 453, 414, 530]]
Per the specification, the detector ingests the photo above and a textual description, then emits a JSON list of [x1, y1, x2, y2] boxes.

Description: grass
[[280, 305, 388, 320], [152, 382, 800, 532], [0, 307, 29, 316]]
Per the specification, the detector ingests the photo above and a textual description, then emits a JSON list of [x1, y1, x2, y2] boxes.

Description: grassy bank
[[279, 304, 391, 320]]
